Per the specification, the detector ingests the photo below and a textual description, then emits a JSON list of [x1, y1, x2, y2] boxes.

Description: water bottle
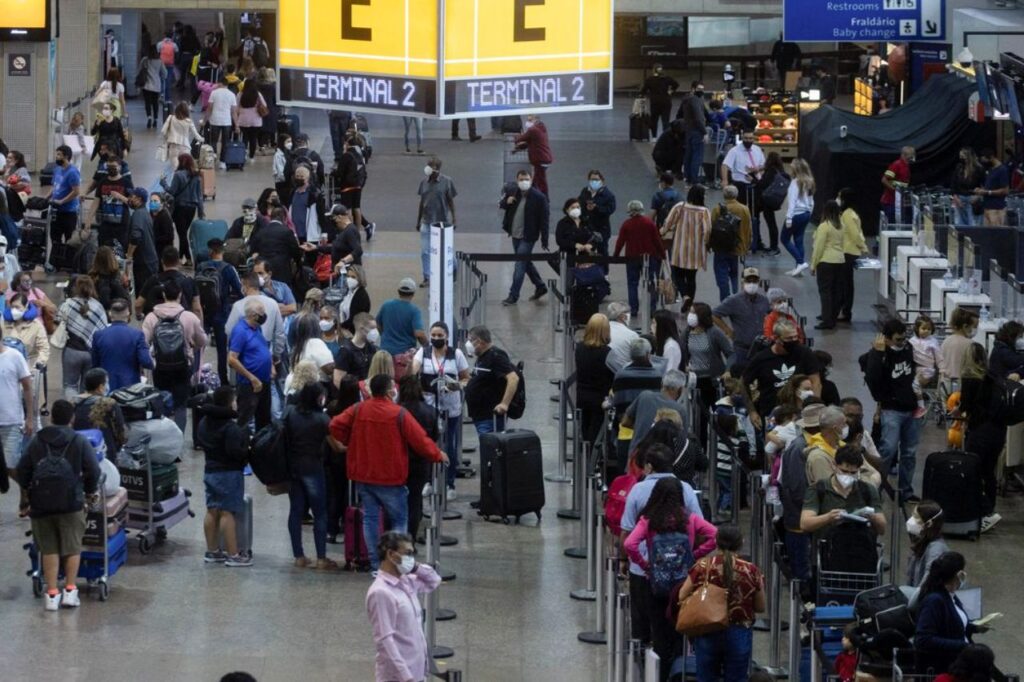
[[943, 268, 954, 288], [980, 305, 990, 323], [890, 257, 898, 276], [958, 276, 969, 295]]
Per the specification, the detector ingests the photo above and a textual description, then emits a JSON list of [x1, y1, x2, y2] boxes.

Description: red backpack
[[604, 473, 638, 537]]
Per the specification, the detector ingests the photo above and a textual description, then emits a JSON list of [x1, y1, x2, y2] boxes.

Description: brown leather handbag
[[675, 557, 730, 636]]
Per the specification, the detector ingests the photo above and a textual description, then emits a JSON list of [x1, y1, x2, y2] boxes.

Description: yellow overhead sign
[[7, 0, 48, 28]]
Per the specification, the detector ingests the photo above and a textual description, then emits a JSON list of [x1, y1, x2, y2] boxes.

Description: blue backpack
[[647, 530, 695, 596]]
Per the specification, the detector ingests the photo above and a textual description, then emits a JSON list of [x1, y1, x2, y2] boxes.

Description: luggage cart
[[815, 541, 884, 606], [119, 438, 193, 554], [23, 473, 126, 602], [503, 133, 532, 183]]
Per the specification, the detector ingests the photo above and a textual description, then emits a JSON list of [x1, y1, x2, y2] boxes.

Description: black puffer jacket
[[197, 404, 249, 472]]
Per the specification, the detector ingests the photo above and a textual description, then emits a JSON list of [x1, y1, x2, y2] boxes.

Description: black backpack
[[507, 360, 527, 420], [995, 377, 1024, 426], [195, 262, 223, 323], [152, 310, 190, 372], [252, 40, 269, 68], [28, 441, 77, 515], [708, 204, 741, 253], [760, 171, 790, 211], [135, 60, 149, 89], [250, 407, 291, 487]]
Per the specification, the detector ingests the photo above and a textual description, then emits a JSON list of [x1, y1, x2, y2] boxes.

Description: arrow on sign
[[925, 20, 937, 34]]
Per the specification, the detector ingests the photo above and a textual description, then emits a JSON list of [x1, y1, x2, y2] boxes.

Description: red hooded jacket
[[514, 121, 553, 166]]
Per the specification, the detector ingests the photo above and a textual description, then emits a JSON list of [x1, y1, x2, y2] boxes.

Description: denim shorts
[[203, 470, 245, 515], [0, 424, 25, 469]]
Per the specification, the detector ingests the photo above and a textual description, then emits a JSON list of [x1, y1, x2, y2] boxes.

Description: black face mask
[[293, 177, 305, 187], [742, 141, 754, 149], [782, 339, 800, 354], [255, 313, 268, 326], [430, 338, 447, 350]]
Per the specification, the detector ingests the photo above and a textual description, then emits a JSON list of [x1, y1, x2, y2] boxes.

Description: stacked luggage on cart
[[111, 383, 193, 554], [19, 198, 50, 270]]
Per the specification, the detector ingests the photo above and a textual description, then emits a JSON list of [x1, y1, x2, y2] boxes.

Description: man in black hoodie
[[197, 386, 251, 567], [863, 318, 920, 500], [17, 399, 100, 611]]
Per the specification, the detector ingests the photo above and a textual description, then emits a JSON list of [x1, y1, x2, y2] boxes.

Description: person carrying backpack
[[624, 476, 717, 681], [197, 239, 243, 385], [142, 278, 208, 433], [708, 186, 751, 302], [16, 399, 100, 612]]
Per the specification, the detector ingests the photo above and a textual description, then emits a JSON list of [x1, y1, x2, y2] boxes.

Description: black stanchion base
[[752, 618, 771, 632], [439, 534, 458, 547], [569, 588, 596, 601], [442, 510, 462, 520], [549, 378, 560, 385], [756, 665, 788, 678], [578, 630, 607, 645], [544, 473, 572, 483], [462, 446, 476, 454], [431, 645, 455, 659], [440, 568, 456, 581], [564, 547, 586, 559], [556, 508, 581, 520], [436, 608, 456, 621], [550, 394, 559, 402]]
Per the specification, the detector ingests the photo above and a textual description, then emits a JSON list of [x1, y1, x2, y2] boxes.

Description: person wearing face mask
[[678, 81, 708, 184], [326, 204, 363, 271], [42, 146, 82, 247], [272, 134, 294, 204], [905, 500, 949, 588], [958, 343, 1007, 533], [681, 301, 731, 441], [615, 201, 664, 318], [555, 198, 596, 260], [802, 406, 854, 486], [915, 551, 991, 674], [284, 133, 326, 189], [742, 318, 821, 428], [333, 312, 379, 384], [318, 306, 342, 356], [93, 157, 132, 249], [227, 197, 269, 245], [800, 444, 886, 542], [880, 145, 914, 225], [411, 322, 470, 500], [939, 307, 979, 383], [332, 133, 373, 240], [500, 170, 550, 305], [0, 235, 21, 295], [762, 287, 806, 343], [416, 157, 458, 288], [90, 102, 127, 161], [160, 154, 205, 266], [973, 148, 1010, 226], [776, 374, 815, 415], [605, 301, 640, 373], [864, 318, 922, 501], [640, 65, 679, 139], [708, 186, 753, 301], [338, 265, 371, 334], [146, 193, 176, 262], [836, 187, 868, 322], [513, 114, 554, 195], [720, 132, 765, 247], [987, 320, 1024, 380], [365, 531, 442, 682], [198, 239, 244, 384], [228, 298, 274, 430], [578, 170, 616, 265], [286, 166, 329, 245], [949, 148, 985, 227]]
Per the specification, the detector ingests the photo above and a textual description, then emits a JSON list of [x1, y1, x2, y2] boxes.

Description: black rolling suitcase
[[629, 114, 650, 141], [922, 450, 983, 538], [571, 284, 601, 326], [478, 426, 545, 524]]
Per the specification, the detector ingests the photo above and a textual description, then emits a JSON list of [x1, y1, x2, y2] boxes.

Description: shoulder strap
[[396, 406, 407, 431]]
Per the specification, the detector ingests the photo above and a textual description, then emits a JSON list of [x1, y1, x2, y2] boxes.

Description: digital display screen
[[279, 68, 437, 115], [646, 15, 685, 38], [2, 0, 51, 41], [444, 71, 610, 115]]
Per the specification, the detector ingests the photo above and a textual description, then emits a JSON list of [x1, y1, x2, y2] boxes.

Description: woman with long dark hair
[[682, 301, 732, 447], [960, 342, 1006, 533], [623, 477, 718, 682], [753, 151, 785, 254], [810, 200, 844, 330], [290, 312, 335, 383], [650, 308, 682, 371], [88, 245, 130, 310], [906, 499, 949, 588], [950, 148, 985, 227], [326, 376, 361, 544], [398, 375, 439, 544], [160, 153, 204, 266], [56, 275, 109, 400], [234, 75, 266, 161], [935, 644, 997, 682], [915, 552, 988, 673]]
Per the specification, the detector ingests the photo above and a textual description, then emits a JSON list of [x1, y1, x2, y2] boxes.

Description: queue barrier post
[[564, 442, 591, 556], [788, 579, 802, 678], [761, 541, 789, 678], [571, 471, 601, 601]]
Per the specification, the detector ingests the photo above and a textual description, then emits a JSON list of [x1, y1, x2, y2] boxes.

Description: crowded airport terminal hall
[[6, 0, 1024, 680]]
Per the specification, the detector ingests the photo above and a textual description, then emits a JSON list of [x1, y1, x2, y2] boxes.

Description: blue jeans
[[443, 414, 462, 489], [784, 529, 811, 581], [358, 483, 409, 570], [880, 409, 923, 497], [420, 223, 431, 281], [953, 196, 976, 226], [288, 472, 328, 560], [684, 129, 705, 183], [474, 416, 506, 436], [712, 253, 738, 302], [693, 624, 753, 682], [508, 238, 544, 301], [625, 259, 659, 316], [403, 117, 423, 150], [161, 70, 173, 102], [780, 211, 811, 266]]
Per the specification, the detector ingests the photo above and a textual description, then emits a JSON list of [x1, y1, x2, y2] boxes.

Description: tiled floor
[[1, 92, 1023, 681]]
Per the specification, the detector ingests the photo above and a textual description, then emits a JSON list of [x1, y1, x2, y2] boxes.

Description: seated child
[[909, 315, 942, 418]]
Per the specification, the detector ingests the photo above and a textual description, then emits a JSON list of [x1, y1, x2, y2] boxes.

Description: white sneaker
[[61, 587, 80, 608], [981, 513, 1002, 533], [218, 162, 227, 171], [446, 487, 457, 502], [795, 262, 810, 275], [44, 592, 61, 611], [422, 483, 433, 497]]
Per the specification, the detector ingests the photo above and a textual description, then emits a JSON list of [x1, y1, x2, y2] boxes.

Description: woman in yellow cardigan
[[810, 200, 845, 330], [837, 187, 869, 321]]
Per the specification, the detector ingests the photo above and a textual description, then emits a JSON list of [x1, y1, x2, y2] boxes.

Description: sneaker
[[794, 262, 810, 275], [501, 297, 517, 306], [225, 553, 254, 567], [981, 513, 1003, 533], [419, 279, 429, 288], [314, 557, 340, 571], [204, 550, 227, 563], [417, 149, 425, 155], [44, 591, 61, 611], [422, 482, 433, 497], [61, 587, 80, 608], [446, 487, 457, 502], [294, 557, 311, 568], [529, 286, 548, 301], [218, 162, 227, 171], [767, 248, 781, 256], [365, 222, 376, 242]]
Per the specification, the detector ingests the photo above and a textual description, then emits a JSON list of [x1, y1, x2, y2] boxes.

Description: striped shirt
[[664, 203, 711, 270], [57, 297, 109, 350]]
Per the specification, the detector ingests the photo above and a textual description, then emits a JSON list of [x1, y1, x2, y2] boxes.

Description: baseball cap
[[241, 197, 257, 209], [742, 267, 760, 281], [398, 277, 418, 294], [325, 204, 350, 218], [796, 403, 825, 429], [130, 187, 150, 202]]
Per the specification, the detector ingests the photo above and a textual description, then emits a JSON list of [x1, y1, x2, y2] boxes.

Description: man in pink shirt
[[365, 531, 441, 682]]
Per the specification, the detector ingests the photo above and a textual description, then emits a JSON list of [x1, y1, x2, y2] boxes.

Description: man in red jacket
[[514, 115, 554, 196], [330, 373, 448, 569]]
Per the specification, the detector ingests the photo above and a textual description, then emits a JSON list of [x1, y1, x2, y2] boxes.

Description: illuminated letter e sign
[[514, 0, 545, 42], [342, 0, 372, 41]]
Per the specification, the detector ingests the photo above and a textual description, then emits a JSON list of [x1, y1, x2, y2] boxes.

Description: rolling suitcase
[[223, 135, 247, 170], [83, 487, 129, 547], [127, 487, 191, 530], [219, 494, 253, 558], [120, 461, 180, 503], [344, 481, 372, 571], [922, 450, 983, 538], [187, 218, 229, 265], [200, 168, 216, 200], [629, 114, 651, 142], [478, 426, 545, 523]]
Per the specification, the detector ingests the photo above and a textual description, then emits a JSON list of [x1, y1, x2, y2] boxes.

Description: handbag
[[675, 558, 730, 636], [657, 257, 677, 304], [50, 320, 68, 349], [135, 60, 148, 89], [256, 95, 269, 118]]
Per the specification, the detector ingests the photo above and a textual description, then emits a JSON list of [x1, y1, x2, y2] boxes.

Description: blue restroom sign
[[784, 0, 945, 42]]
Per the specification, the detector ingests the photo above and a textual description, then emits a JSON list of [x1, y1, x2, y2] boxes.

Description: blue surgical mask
[[148, 200, 161, 212], [589, 179, 602, 191]]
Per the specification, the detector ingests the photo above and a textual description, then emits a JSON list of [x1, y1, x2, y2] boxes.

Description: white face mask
[[10, 308, 24, 321], [395, 553, 416, 575], [836, 473, 858, 489], [622, 313, 631, 326], [0, 246, 6, 257], [518, 180, 532, 192], [424, 165, 435, 176], [966, 327, 977, 339], [743, 282, 759, 295], [568, 208, 581, 219], [799, 389, 815, 401], [242, 209, 256, 223], [366, 328, 381, 345], [464, 340, 476, 358], [257, 275, 267, 287], [524, 119, 535, 129], [345, 277, 359, 290], [774, 302, 789, 314], [686, 313, 699, 328], [1016, 338, 1024, 351], [284, 141, 293, 150], [319, 320, 334, 333], [840, 425, 850, 440], [905, 517, 924, 537]]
